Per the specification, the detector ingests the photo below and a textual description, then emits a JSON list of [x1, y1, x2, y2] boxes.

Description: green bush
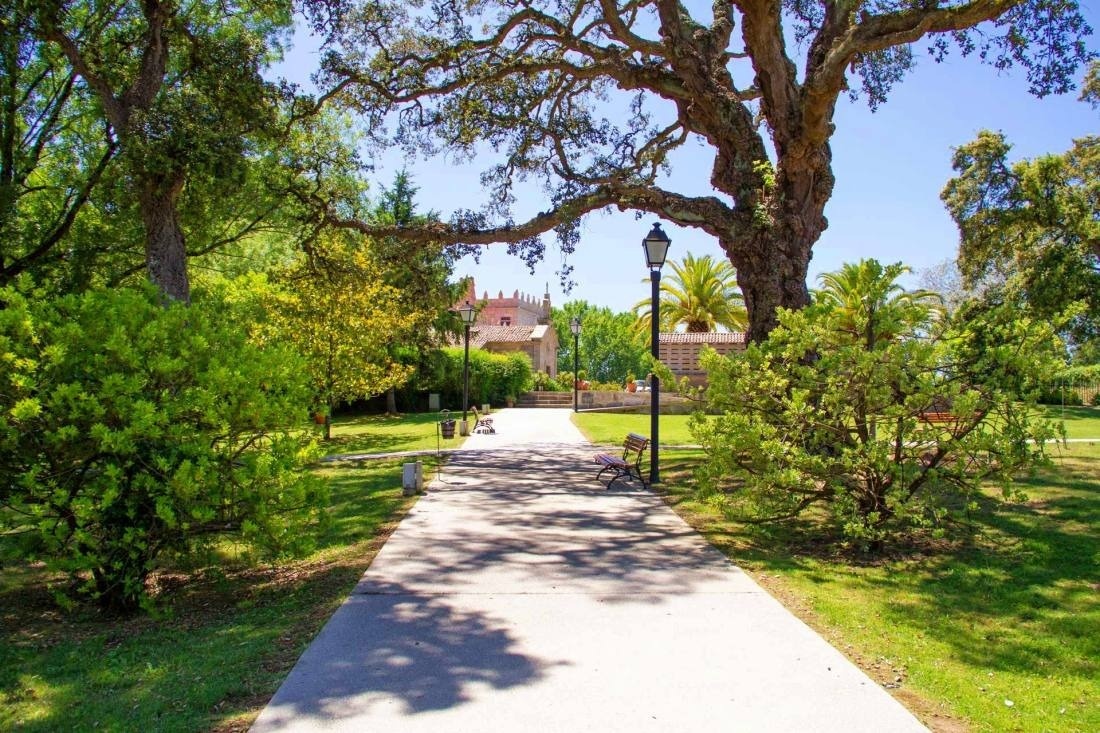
[[427, 348, 533, 407], [693, 283, 1062, 549], [533, 371, 567, 392], [1036, 385, 1084, 405], [0, 280, 324, 613]]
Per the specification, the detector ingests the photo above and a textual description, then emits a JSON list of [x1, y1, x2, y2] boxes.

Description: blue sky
[[273, 5, 1098, 315]]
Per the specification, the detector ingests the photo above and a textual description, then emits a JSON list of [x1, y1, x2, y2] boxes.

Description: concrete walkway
[[251, 409, 926, 732]]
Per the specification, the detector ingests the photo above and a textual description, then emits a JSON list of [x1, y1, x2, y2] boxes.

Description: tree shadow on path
[[253, 580, 560, 729]]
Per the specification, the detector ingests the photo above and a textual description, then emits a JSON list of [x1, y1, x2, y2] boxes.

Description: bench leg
[[596, 465, 618, 488]]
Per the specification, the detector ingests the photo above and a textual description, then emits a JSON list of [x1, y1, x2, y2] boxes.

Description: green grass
[[323, 411, 468, 455], [659, 444, 1100, 732], [572, 412, 697, 446], [0, 458, 427, 732], [1036, 404, 1100, 439]]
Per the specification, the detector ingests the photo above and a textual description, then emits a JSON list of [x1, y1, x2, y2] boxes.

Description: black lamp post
[[570, 316, 582, 413], [642, 223, 670, 484], [458, 301, 476, 435]]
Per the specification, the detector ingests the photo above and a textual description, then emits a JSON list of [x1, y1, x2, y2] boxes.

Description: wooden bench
[[593, 432, 650, 489], [918, 411, 980, 426], [918, 412, 958, 424], [471, 406, 495, 434]]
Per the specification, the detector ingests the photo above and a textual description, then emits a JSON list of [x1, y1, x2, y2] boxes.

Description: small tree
[[0, 279, 324, 612], [269, 236, 418, 439], [691, 261, 1063, 549]]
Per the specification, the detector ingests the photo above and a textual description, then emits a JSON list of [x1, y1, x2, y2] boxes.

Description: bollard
[[402, 461, 423, 496]]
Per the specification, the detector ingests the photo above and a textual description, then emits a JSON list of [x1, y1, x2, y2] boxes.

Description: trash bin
[[439, 409, 456, 439]]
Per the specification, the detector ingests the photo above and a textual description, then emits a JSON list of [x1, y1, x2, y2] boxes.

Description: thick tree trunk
[[137, 174, 190, 302], [726, 231, 814, 343], [386, 387, 399, 415], [718, 138, 833, 342]]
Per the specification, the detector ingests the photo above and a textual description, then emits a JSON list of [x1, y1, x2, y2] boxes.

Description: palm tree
[[633, 253, 748, 334], [814, 259, 944, 346]]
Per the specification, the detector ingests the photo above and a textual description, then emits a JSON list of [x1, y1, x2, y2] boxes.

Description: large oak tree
[[313, 0, 1093, 341], [33, 0, 298, 300]]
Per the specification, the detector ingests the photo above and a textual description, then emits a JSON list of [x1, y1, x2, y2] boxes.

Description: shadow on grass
[[0, 460, 422, 732], [866, 459, 1100, 679], [324, 413, 449, 455], [659, 448, 1099, 685]]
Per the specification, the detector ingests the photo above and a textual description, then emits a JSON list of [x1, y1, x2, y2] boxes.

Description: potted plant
[[625, 373, 637, 393]]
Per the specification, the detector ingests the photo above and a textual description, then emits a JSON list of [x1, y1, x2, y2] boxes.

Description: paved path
[[252, 409, 926, 732]]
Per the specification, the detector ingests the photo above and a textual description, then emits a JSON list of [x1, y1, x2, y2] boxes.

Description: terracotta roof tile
[[659, 332, 746, 344], [468, 325, 539, 348]]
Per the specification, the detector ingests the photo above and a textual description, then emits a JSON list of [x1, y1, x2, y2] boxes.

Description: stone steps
[[515, 391, 573, 408]]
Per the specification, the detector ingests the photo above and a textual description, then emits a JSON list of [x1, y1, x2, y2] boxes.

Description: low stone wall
[[576, 390, 697, 414]]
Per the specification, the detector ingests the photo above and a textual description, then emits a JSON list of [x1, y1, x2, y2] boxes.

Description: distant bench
[[471, 406, 495, 434], [918, 411, 980, 425], [919, 412, 958, 424], [593, 432, 650, 490]]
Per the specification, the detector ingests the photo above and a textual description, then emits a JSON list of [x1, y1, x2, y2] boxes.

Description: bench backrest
[[623, 432, 649, 456]]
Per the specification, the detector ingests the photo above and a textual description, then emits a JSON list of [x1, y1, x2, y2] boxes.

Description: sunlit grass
[[0, 458, 428, 732], [1035, 404, 1100, 439], [572, 412, 697, 446], [659, 444, 1100, 732], [322, 411, 467, 455]]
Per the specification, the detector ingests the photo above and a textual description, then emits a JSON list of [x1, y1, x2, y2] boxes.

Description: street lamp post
[[642, 223, 670, 485], [570, 316, 582, 413], [458, 301, 476, 436]]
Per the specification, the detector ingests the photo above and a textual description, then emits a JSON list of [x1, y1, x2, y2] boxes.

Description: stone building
[[456, 280, 560, 376]]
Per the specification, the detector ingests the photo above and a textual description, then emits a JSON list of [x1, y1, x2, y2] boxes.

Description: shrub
[[1036, 385, 1084, 405], [692, 286, 1063, 549], [0, 281, 324, 613], [427, 348, 533, 407]]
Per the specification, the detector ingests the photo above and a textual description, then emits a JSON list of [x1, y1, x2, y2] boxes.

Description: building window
[[499, 316, 511, 326]]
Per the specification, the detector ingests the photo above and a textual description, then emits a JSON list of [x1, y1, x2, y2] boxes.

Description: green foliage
[[319, 0, 1092, 341], [0, 280, 324, 613], [1036, 385, 1084, 406], [267, 235, 418, 436], [692, 260, 1062, 548], [425, 348, 533, 407], [814, 260, 944, 344], [0, 458, 418, 730], [942, 120, 1100, 349], [552, 301, 647, 383]]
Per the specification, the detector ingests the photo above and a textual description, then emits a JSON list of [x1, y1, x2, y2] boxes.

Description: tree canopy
[[942, 116, 1100, 351], [553, 300, 648, 383], [311, 0, 1094, 341]]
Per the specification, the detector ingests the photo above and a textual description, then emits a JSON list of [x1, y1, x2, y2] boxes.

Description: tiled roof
[[659, 332, 746, 344], [469, 325, 539, 348]]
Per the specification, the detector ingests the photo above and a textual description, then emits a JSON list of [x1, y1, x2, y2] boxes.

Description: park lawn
[[572, 411, 697, 446], [1035, 404, 1100, 439], [0, 458, 427, 732], [659, 444, 1099, 733], [323, 411, 467, 455]]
